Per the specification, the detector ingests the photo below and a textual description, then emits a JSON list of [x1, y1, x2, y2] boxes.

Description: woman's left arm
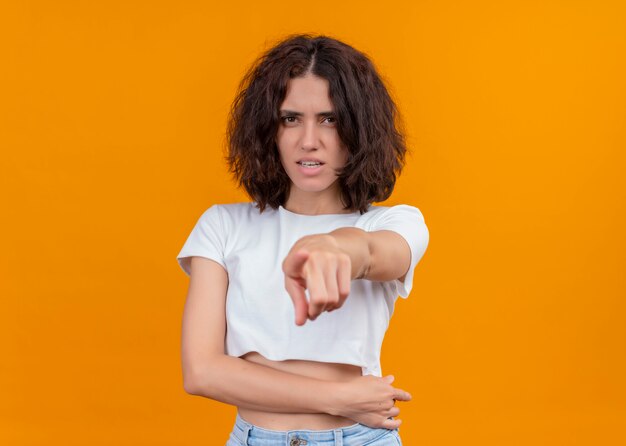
[[282, 228, 410, 325]]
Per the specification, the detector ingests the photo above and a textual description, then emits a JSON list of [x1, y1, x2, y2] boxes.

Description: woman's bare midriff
[[238, 351, 363, 430]]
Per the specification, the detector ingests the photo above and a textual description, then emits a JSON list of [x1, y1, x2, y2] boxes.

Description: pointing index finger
[[283, 249, 310, 276]]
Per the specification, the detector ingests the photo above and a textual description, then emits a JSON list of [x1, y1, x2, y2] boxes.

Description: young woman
[[177, 34, 429, 446]]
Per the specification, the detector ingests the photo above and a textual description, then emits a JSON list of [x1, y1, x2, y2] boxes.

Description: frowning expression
[[276, 73, 349, 199]]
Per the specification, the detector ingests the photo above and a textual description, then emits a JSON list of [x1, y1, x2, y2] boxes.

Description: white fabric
[[176, 202, 429, 376]]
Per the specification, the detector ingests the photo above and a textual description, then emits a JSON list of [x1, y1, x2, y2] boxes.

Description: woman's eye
[[323, 116, 337, 124], [281, 116, 297, 123]]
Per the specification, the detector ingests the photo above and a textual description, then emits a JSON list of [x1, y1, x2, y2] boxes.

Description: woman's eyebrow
[[279, 109, 336, 117]]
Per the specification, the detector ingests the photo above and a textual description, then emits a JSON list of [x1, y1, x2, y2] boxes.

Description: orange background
[[2, 1, 625, 444]]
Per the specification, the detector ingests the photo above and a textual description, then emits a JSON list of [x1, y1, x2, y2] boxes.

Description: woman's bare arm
[[181, 256, 409, 429], [327, 227, 411, 283], [282, 228, 411, 325]]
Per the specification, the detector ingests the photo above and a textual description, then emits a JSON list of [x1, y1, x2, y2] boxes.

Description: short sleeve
[[370, 205, 429, 298], [176, 204, 227, 277]]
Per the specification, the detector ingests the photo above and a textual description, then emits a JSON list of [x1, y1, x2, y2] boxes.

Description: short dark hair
[[226, 33, 407, 214]]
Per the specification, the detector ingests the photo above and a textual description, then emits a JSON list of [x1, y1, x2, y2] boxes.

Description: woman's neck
[[283, 189, 350, 216]]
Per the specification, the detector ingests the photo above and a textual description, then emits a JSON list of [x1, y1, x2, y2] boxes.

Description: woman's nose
[[301, 121, 319, 150]]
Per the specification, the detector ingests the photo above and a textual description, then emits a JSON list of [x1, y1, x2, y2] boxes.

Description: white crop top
[[176, 202, 429, 376]]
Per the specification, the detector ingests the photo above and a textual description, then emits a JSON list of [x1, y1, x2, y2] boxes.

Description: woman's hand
[[331, 374, 411, 429], [282, 234, 352, 326]]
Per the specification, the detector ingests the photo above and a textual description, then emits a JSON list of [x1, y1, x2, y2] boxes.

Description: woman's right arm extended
[[181, 256, 411, 429]]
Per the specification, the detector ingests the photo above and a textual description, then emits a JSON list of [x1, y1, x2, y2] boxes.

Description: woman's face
[[275, 73, 349, 203]]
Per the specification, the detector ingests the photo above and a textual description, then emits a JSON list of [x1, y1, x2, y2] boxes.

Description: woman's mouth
[[296, 161, 324, 175], [297, 161, 324, 168]]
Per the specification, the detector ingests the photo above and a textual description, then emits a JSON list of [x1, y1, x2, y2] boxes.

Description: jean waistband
[[231, 412, 398, 446]]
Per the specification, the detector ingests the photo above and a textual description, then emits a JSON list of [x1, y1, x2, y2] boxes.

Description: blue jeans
[[226, 412, 402, 446]]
